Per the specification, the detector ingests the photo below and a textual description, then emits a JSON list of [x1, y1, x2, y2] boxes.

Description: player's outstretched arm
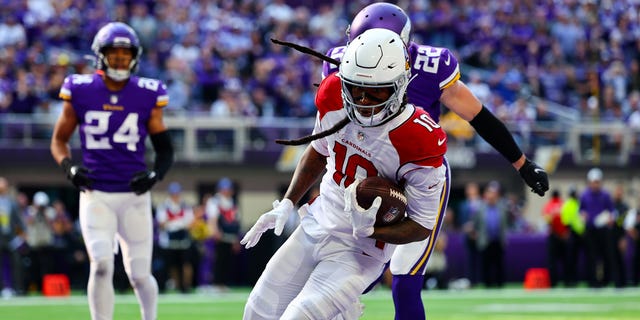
[[440, 81, 549, 196], [241, 145, 327, 249], [240, 199, 294, 248]]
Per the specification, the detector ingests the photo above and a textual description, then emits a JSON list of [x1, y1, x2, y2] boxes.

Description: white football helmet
[[339, 28, 411, 127]]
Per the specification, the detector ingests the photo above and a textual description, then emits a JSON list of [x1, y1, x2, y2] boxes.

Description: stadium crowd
[[0, 0, 640, 146]]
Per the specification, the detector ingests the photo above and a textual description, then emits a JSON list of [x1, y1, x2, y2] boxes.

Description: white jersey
[[303, 73, 447, 262]]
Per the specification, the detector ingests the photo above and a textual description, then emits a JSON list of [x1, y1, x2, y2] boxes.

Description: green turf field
[[1, 287, 639, 319]]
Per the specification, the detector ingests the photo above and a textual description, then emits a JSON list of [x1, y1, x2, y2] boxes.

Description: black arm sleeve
[[469, 106, 523, 163], [150, 130, 174, 180]]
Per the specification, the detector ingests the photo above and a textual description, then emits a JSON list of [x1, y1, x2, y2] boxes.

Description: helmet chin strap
[[354, 107, 387, 126], [105, 68, 130, 81], [103, 58, 135, 81]]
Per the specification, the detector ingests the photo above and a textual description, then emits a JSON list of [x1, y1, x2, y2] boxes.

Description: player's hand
[[240, 199, 293, 249], [518, 158, 549, 197], [129, 170, 158, 195], [61, 157, 92, 191], [344, 180, 380, 239]]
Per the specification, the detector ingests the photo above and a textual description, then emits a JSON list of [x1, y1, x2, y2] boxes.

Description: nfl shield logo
[[110, 95, 118, 104]]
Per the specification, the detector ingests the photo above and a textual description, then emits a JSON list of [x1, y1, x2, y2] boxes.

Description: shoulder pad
[[315, 73, 343, 120], [389, 107, 447, 167]]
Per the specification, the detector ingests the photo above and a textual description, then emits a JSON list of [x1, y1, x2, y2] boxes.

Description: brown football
[[356, 176, 407, 227]]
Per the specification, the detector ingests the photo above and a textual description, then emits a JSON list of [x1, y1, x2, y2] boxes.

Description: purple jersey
[[59, 73, 169, 192], [323, 42, 460, 122], [579, 188, 615, 229]]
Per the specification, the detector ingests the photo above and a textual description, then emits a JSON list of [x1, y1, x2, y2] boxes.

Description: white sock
[[88, 260, 115, 320], [132, 275, 158, 320]]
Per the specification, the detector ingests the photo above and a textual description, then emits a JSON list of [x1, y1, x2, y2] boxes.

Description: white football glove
[[240, 199, 294, 249], [344, 181, 381, 239]]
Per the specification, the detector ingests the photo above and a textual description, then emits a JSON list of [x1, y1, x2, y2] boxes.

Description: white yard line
[[0, 287, 638, 307], [475, 303, 613, 313]]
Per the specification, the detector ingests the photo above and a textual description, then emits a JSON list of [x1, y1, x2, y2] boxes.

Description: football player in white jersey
[[241, 29, 449, 320], [310, 3, 548, 319]]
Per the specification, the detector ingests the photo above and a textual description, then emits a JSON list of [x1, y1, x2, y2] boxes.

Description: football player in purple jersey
[[50, 22, 173, 320], [319, 3, 549, 320]]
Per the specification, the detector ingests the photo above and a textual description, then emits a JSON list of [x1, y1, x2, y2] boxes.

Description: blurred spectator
[[465, 71, 491, 105], [155, 182, 195, 293], [128, 2, 158, 49], [169, 31, 200, 67], [538, 60, 569, 105], [308, 4, 345, 43], [532, 100, 561, 146], [509, 97, 535, 150], [488, 63, 523, 103], [460, 182, 482, 286], [424, 232, 448, 290], [601, 85, 625, 123], [192, 49, 223, 107], [0, 177, 26, 297], [439, 109, 475, 146], [550, 11, 585, 60], [579, 168, 616, 288], [602, 60, 628, 104], [560, 186, 585, 287], [626, 90, 640, 146], [210, 79, 257, 118], [0, 15, 27, 48], [8, 70, 41, 114], [260, 0, 295, 26], [471, 181, 508, 288], [23, 191, 55, 292], [206, 178, 241, 290], [504, 191, 529, 233], [14, 192, 29, 217], [49, 200, 76, 281], [542, 189, 570, 287], [611, 183, 629, 288], [189, 192, 213, 289], [623, 195, 640, 286], [164, 56, 194, 114], [428, 0, 455, 48]]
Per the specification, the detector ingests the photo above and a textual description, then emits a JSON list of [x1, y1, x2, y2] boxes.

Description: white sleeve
[[205, 198, 220, 220], [155, 205, 168, 224], [401, 165, 447, 231], [185, 207, 195, 226], [624, 209, 637, 231]]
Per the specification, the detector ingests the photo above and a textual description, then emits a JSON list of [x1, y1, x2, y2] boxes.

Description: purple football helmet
[[347, 3, 411, 44], [91, 22, 141, 81]]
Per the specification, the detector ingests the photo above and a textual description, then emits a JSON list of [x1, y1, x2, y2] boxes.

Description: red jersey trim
[[315, 73, 344, 120]]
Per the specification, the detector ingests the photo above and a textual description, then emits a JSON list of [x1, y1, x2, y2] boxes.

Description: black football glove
[[518, 158, 549, 197], [60, 157, 92, 191], [129, 170, 158, 195]]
